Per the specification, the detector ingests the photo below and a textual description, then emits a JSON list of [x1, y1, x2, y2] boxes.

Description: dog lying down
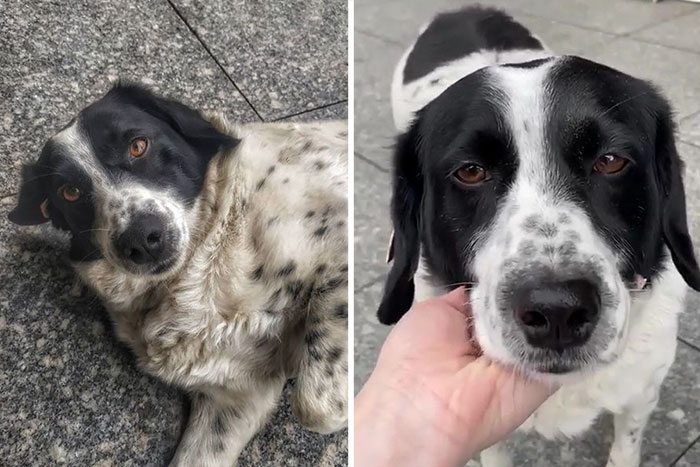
[[381, 6, 700, 467], [9, 84, 348, 466]]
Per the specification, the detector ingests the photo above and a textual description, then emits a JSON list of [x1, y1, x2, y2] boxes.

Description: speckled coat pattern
[[73, 117, 348, 466]]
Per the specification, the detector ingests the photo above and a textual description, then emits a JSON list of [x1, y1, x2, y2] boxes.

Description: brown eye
[[455, 164, 490, 185], [594, 154, 628, 174], [129, 137, 148, 158], [60, 185, 81, 202]]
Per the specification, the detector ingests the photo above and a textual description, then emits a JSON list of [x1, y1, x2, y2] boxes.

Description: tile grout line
[[680, 138, 700, 150], [356, 274, 386, 293], [272, 99, 349, 122], [165, 0, 265, 122], [355, 152, 390, 173], [669, 433, 700, 466], [678, 336, 700, 353]]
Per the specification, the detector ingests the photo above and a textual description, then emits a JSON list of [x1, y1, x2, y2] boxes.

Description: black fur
[[8, 83, 238, 262], [380, 56, 700, 324], [403, 6, 543, 84]]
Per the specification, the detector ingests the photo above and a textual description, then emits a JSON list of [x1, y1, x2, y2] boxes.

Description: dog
[[380, 6, 700, 467], [9, 83, 348, 466]]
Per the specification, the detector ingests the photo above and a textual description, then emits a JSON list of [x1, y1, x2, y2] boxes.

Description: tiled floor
[[0, 1, 346, 466], [354, 0, 700, 465]]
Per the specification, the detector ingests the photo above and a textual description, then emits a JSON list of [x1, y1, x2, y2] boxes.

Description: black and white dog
[[380, 6, 699, 467], [9, 84, 348, 466]]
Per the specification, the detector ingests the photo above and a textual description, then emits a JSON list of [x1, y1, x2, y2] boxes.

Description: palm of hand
[[372, 289, 553, 459]]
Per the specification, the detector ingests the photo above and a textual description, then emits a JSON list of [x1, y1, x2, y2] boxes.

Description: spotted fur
[[383, 6, 699, 467], [10, 86, 348, 466]]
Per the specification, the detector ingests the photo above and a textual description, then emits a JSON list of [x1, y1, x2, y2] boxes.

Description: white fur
[[393, 24, 688, 467]]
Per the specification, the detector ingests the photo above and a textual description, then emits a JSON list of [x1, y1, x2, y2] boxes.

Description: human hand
[[355, 288, 556, 467]]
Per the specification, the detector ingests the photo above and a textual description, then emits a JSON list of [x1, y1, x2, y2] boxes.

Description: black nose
[[512, 279, 601, 351], [115, 213, 166, 265]]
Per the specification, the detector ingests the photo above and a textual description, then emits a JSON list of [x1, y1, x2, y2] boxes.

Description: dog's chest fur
[[76, 119, 348, 390]]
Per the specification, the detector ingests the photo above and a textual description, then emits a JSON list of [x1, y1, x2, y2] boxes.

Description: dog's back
[[391, 6, 551, 131]]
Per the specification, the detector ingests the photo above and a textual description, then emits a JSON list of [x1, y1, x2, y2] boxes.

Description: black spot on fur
[[305, 210, 315, 218], [537, 222, 558, 237], [277, 261, 296, 277], [282, 178, 290, 184], [313, 226, 328, 238], [318, 277, 346, 295], [213, 413, 227, 436], [309, 347, 323, 362], [327, 347, 343, 363], [267, 216, 279, 227], [334, 303, 348, 319], [305, 328, 323, 347], [315, 264, 327, 275], [267, 165, 276, 174], [286, 280, 305, 300], [313, 160, 326, 170], [302, 141, 313, 152], [251, 265, 264, 281], [339, 264, 348, 272], [255, 178, 266, 191]]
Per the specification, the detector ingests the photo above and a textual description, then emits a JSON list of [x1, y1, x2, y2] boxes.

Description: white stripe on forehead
[[488, 59, 558, 200], [52, 118, 110, 188]]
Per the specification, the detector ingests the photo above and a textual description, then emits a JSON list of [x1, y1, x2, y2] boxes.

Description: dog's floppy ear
[[654, 100, 700, 291], [8, 163, 50, 226], [377, 123, 423, 324], [110, 83, 239, 160]]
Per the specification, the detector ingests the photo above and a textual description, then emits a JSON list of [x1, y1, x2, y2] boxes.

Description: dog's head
[[9, 83, 238, 277], [379, 56, 700, 378]]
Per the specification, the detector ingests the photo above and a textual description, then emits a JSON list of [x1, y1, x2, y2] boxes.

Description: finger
[[438, 287, 471, 315]]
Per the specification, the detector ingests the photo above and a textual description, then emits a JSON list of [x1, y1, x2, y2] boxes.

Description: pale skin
[[355, 288, 557, 467]]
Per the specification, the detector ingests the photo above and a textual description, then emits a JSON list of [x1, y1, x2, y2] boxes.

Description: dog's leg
[[605, 396, 659, 467], [170, 381, 284, 467], [480, 442, 513, 467], [291, 290, 348, 433]]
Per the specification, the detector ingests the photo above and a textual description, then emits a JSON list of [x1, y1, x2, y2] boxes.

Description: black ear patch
[[654, 100, 700, 291], [107, 83, 240, 161], [377, 124, 423, 324], [8, 164, 50, 226]]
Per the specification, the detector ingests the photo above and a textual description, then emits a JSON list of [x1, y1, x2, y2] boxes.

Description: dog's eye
[[59, 185, 81, 203], [129, 137, 148, 158], [593, 154, 628, 175], [455, 164, 490, 185]]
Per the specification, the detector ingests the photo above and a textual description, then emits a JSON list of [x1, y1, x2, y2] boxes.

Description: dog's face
[[379, 56, 700, 378], [8, 84, 237, 276]]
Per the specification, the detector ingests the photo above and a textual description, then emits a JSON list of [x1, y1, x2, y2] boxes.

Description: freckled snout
[[512, 279, 601, 351], [115, 212, 169, 266]]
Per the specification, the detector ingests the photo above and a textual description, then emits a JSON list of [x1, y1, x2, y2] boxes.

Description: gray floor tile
[[357, 1, 618, 56], [516, 15, 617, 56], [680, 112, 700, 148], [493, 0, 699, 35], [171, 0, 347, 121], [680, 141, 700, 348], [632, 9, 700, 53], [354, 156, 392, 289], [354, 32, 401, 170], [280, 102, 348, 122], [676, 440, 700, 467], [470, 341, 700, 467], [0, 0, 257, 199], [0, 197, 184, 466], [354, 280, 390, 391], [587, 37, 700, 119]]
